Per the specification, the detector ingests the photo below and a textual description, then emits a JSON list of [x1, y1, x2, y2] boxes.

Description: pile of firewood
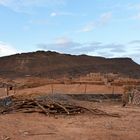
[[0, 96, 120, 117], [0, 97, 87, 115]]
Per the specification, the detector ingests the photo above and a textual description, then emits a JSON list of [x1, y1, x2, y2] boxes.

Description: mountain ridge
[[0, 51, 140, 78]]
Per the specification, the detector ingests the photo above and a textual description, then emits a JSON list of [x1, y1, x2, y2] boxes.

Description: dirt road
[[0, 101, 139, 140]]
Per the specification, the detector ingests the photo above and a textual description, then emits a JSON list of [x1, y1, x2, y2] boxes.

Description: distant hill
[[0, 51, 140, 78]]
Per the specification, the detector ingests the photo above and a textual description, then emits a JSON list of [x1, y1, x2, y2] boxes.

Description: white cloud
[[133, 13, 140, 19], [0, 41, 17, 56], [79, 22, 95, 32], [79, 12, 112, 32], [37, 37, 82, 52], [0, 0, 66, 13], [99, 12, 112, 25], [55, 37, 71, 45], [37, 37, 126, 56], [29, 19, 48, 25], [37, 37, 140, 64], [129, 40, 140, 44], [127, 3, 140, 10], [50, 12, 57, 17], [50, 11, 79, 17]]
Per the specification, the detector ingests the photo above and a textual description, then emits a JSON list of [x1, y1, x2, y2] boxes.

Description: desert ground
[[0, 76, 140, 140], [0, 100, 140, 140]]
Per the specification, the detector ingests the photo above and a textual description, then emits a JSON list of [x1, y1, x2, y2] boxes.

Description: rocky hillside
[[0, 51, 140, 78]]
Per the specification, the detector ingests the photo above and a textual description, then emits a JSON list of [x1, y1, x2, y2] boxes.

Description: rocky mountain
[[0, 51, 140, 78]]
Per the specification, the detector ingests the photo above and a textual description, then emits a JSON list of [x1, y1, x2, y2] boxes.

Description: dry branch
[[33, 100, 49, 115], [0, 96, 120, 117]]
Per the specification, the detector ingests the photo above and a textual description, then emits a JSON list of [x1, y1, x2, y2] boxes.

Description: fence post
[[6, 85, 9, 96], [84, 84, 87, 94], [112, 85, 114, 94]]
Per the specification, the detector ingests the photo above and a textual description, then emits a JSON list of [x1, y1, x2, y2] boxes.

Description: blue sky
[[0, 0, 140, 64]]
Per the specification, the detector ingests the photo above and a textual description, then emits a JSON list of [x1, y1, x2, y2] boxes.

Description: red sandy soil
[[0, 101, 140, 140], [19, 84, 123, 94], [0, 77, 139, 140], [0, 84, 123, 97]]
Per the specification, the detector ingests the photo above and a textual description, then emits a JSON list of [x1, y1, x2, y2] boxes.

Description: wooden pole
[[51, 84, 54, 94], [112, 85, 114, 94], [84, 84, 87, 94], [14, 85, 16, 94], [6, 85, 9, 96]]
